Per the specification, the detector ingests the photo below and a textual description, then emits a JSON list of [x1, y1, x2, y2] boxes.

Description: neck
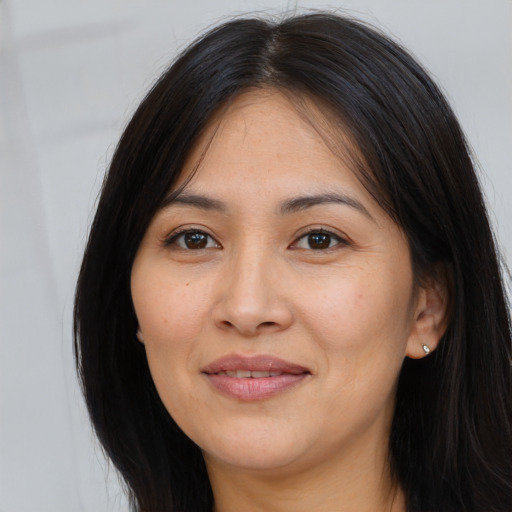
[[205, 437, 406, 512]]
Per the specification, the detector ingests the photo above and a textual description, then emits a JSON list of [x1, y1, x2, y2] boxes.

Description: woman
[[74, 12, 512, 512]]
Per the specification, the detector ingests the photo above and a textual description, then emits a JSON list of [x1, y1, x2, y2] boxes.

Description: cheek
[[297, 262, 415, 362], [131, 264, 210, 402], [131, 268, 210, 410], [132, 263, 211, 346], [297, 267, 414, 428]]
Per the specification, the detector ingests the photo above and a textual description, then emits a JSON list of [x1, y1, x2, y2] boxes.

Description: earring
[[421, 343, 431, 355], [136, 329, 144, 343]]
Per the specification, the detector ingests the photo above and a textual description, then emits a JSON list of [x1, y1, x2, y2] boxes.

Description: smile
[[215, 370, 284, 378], [202, 355, 311, 401]]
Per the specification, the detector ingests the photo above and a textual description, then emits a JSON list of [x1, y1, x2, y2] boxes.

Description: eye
[[292, 229, 347, 250], [165, 229, 220, 250]]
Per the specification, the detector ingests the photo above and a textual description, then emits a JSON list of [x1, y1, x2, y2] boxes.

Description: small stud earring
[[422, 343, 431, 355], [136, 329, 144, 343]]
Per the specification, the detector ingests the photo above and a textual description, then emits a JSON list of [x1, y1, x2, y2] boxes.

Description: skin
[[131, 90, 447, 512]]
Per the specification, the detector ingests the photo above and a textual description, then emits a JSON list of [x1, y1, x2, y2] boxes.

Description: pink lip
[[202, 355, 310, 401]]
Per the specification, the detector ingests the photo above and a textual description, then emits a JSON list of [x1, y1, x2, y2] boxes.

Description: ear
[[406, 266, 451, 359], [136, 328, 145, 344]]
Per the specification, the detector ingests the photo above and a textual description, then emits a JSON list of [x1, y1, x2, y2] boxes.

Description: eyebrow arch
[[160, 193, 228, 213], [280, 193, 373, 220], [160, 191, 373, 220]]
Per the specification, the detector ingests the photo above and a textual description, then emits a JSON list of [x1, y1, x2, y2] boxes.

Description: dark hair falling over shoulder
[[74, 12, 512, 512]]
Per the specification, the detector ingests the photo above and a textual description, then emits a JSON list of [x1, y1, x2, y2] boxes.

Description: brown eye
[[293, 230, 346, 250], [184, 232, 208, 249], [307, 232, 332, 250], [166, 230, 219, 250]]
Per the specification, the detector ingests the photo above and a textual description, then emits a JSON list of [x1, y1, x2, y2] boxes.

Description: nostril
[[259, 321, 277, 328], [217, 319, 278, 334]]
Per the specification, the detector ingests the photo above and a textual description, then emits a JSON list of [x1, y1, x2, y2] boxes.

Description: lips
[[215, 370, 284, 378], [202, 355, 310, 401]]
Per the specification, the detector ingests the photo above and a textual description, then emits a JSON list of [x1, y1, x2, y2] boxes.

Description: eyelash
[[163, 228, 220, 250], [163, 227, 349, 252], [291, 228, 349, 251]]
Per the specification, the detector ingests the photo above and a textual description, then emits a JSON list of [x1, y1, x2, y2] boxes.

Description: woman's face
[[131, 90, 427, 476]]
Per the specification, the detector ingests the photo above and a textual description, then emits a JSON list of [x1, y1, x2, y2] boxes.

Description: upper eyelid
[[161, 225, 350, 247], [291, 231, 347, 249], [162, 226, 220, 246], [293, 226, 350, 243]]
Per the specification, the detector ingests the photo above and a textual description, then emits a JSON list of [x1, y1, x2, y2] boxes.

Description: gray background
[[1, 1, 510, 511]]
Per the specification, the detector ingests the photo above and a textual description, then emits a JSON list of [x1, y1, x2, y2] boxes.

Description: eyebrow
[[280, 193, 373, 219], [160, 193, 228, 213], [160, 191, 373, 220]]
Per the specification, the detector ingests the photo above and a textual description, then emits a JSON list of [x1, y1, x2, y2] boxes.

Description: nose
[[212, 247, 293, 337]]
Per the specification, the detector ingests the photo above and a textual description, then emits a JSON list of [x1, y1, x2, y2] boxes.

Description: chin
[[200, 429, 311, 473]]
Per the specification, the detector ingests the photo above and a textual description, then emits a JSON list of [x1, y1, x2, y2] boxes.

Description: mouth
[[214, 370, 287, 378], [202, 355, 311, 401]]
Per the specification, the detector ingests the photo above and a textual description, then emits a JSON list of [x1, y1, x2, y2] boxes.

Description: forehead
[[174, 89, 368, 201]]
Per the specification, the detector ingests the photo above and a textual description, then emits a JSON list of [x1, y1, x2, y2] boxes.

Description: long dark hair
[[74, 13, 512, 512]]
